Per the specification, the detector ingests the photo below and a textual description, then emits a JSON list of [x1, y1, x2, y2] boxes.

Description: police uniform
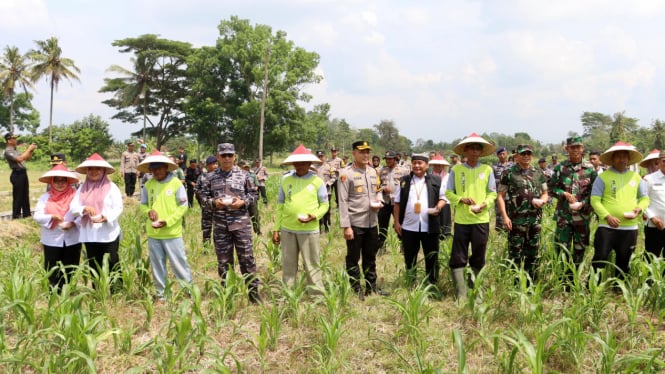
[[377, 151, 407, 250], [121, 143, 140, 197], [3, 132, 35, 218], [199, 143, 260, 300], [338, 141, 383, 295], [328, 150, 343, 207], [252, 160, 269, 205], [314, 151, 337, 232]]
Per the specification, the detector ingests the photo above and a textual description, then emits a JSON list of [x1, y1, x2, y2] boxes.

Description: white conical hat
[[281, 144, 322, 165], [452, 132, 495, 157], [428, 153, 450, 166], [38, 163, 79, 184], [137, 150, 179, 173], [639, 149, 660, 168], [600, 141, 643, 167], [75, 153, 115, 174]]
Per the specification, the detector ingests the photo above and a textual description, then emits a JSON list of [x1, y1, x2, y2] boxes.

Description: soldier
[[492, 147, 512, 232], [195, 156, 218, 246], [548, 136, 597, 286], [497, 144, 549, 281], [252, 158, 269, 205], [314, 150, 336, 233], [338, 140, 386, 298], [272, 145, 329, 294], [120, 142, 140, 197], [377, 150, 407, 252], [446, 133, 497, 300], [199, 143, 261, 303], [185, 159, 201, 208], [591, 142, 649, 282], [241, 161, 262, 235]]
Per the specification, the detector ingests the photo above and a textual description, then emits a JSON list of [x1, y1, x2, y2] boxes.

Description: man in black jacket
[[393, 153, 448, 290]]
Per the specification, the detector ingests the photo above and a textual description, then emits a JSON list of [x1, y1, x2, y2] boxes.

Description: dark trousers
[[124, 172, 137, 197], [449, 223, 489, 270], [248, 203, 261, 234], [187, 185, 195, 208], [84, 236, 123, 291], [402, 230, 439, 285], [201, 209, 213, 245], [440, 205, 452, 239], [320, 196, 332, 232], [377, 203, 394, 248], [345, 226, 379, 291], [258, 185, 267, 204], [10, 169, 31, 219], [44, 243, 82, 290], [592, 227, 638, 280], [645, 226, 665, 259]]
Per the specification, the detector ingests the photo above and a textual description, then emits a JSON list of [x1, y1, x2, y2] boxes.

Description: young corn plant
[[278, 276, 306, 327], [313, 308, 349, 370], [384, 281, 434, 344]]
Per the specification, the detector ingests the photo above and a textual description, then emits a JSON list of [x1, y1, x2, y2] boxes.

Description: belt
[[11, 169, 27, 173]]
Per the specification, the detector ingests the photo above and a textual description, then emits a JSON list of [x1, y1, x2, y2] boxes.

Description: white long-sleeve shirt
[[645, 170, 665, 228], [69, 182, 124, 243], [33, 193, 81, 247]]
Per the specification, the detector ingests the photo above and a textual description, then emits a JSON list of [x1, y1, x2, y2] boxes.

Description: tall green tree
[[29, 37, 80, 143], [374, 119, 403, 151], [186, 16, 322, 156], [100, 34, 192, 149], [47, 114, 114, 162], [650, 119, 664, 150], [0, 92, 40, 133], [0, 46, 35, 133]]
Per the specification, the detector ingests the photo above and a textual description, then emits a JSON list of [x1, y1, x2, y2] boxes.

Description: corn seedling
[[384, 281, 434, 343]]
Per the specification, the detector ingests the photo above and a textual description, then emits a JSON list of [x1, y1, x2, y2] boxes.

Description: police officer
[[4, 132, 36, 219], [338, 140, 387, 298], [314, 150, 337, 233], [199, 143, 261, 303], [120, 142, 140, 197], [377, 150, 406, 252]]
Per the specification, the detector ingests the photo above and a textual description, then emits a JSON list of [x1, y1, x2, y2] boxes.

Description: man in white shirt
[[644, 150, 665, 259]]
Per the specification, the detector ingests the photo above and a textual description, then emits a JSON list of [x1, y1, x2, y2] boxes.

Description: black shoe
[[355, 288, 365, 301], [366, 287, 390, 297], [249, 289, 262, 304]]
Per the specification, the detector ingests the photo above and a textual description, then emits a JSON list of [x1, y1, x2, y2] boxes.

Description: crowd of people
[[4, 131, 665, 304]]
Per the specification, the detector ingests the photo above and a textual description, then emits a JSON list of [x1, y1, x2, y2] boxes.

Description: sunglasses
[[219, 154, 234, 158]]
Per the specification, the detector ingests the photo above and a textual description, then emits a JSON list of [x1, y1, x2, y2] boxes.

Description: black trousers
[[645, 226, 665, 259], [258, 185, 267, 204], [592, 227, 638, 280], [124, 172, 137, 197], [449, 223, 489, 270], [187, 185, 195, 208], [402, 230, 440, 285], [44, 243, 82, 290], [377, 203, 394, 248], [10, 169, 31, 219], [84, 236, 123, 291], [345, 226, 379, 291]]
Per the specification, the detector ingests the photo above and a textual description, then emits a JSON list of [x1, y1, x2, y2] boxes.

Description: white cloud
[[0, 0, 48, 29]]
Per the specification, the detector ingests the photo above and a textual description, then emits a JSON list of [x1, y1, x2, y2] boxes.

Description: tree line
[[2, 16, 664, 164]]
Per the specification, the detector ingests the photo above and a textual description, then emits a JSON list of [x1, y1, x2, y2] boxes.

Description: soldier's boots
[[452, 268, 467, 301], [248, 287, 262, 304]]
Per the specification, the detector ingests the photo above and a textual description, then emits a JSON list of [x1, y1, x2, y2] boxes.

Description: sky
[[2, 0, 665, 146]]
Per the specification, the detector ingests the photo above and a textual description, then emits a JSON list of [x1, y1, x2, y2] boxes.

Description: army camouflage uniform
[[492, 160, 513, 231], [498, 164, 548, 275], [199, 165, 259, 290], [548, 160, 597, 264], [195, 171, 214, 245]]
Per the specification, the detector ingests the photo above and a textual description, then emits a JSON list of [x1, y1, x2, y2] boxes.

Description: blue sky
[[2, 0, 665, 145]]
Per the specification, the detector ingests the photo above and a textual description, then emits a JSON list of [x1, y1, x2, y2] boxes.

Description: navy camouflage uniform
[[195, 171, 214, 245], [548, 159, 597, 264], [199, 163, 259, 290], [499, 163, 548, 276]]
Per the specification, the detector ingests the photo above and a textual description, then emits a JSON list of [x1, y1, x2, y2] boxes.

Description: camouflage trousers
[[554, 221, 590, 265], [201, 208, 213, 245], [507, 222, 542, 274], [213, 221, 259, 289]]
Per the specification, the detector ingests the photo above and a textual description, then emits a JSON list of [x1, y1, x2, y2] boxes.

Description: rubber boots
[[452, 268, 467, 300]]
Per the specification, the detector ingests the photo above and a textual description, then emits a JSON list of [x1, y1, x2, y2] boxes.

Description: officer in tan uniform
[[377, 150, 407, 252], [314, 150, 337, 232], [338, 140, 387, 298]]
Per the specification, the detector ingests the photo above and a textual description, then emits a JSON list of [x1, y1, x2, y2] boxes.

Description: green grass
[[1, 176, 665, 372]]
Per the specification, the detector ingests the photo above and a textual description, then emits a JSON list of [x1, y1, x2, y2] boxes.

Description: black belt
[[11, 169, 26, 173]]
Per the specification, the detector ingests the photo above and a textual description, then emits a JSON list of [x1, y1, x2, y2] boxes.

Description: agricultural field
[[1, 176, 664, 373]]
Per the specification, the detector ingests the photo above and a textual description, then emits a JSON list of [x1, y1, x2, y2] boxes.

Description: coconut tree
[[29, 37, 80, 143], [0, 46, 35, 133]]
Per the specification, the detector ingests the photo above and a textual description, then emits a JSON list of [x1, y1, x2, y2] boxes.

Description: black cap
[[190, 159, 197, 164], [4, 132, 16, 140], [384, 150, 397, 159], [205, 155, 217, 165], [352, 141, 371, 151], [50, 153, 66, 164], [316, 150, 325, 157], [538, 157, 546, 163]]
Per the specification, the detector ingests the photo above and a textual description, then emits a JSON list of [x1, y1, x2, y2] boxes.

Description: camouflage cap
[[217, 143, 235, 155], [566, 136, 583, 146], [516, 144, 534, 154]]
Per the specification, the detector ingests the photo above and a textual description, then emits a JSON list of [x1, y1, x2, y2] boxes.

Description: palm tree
[[29, 37, 80, 143], [0, 46, 35, 133], [100, 54, 155, 140]]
